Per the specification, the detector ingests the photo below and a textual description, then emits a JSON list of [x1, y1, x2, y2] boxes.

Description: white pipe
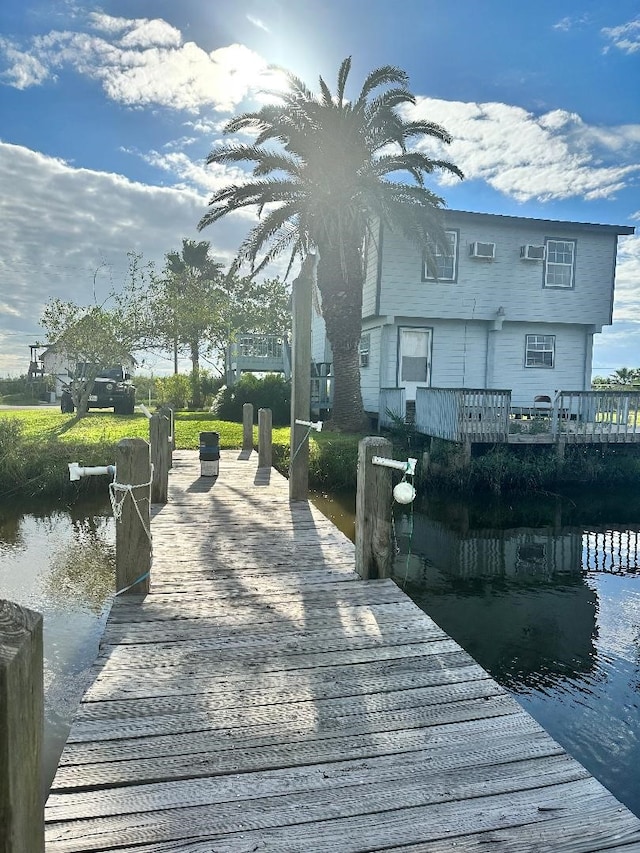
[[68, 463, 116, 482], [372, 456, 417, 476], [139, 404, 152, 419], [295, 418, 323, 432]]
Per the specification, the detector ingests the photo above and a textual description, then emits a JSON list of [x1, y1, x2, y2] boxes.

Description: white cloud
[[247, 15, 270, 33], [0, 143, 251, 374], [602, 17, 640, 54], [0, 17, 268, 113], [408, 98, 640, 202], [553, 15, 590, 32], [0, 39, 50, 88]]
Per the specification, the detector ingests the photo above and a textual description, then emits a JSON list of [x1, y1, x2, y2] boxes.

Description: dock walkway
[[45, 450, 640, 851]]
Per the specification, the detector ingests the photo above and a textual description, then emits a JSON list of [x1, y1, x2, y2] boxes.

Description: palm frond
[[336, 57, 351, 107], [356, 65, 409, 106]]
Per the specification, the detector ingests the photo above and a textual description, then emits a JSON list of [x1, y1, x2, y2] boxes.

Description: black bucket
[[199, 431, 220, 476]]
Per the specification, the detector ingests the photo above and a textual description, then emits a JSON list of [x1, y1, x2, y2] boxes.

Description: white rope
[[108, 464, 154, 544]]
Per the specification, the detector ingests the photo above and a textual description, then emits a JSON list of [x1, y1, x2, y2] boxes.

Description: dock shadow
[[254, 468, 271, 486]]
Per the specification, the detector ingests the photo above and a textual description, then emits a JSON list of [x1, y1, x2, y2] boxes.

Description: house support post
[[289, 254, 314, 501], [115, 438, 151, 595], [0, 600, 44, 853], [355, 436, 393, 579], [242, 403, 254, 453], [258, 408, 273, 469], [462, 438, 472, 469], [150, 411, 170, 504], [556, 438, 566, 464]]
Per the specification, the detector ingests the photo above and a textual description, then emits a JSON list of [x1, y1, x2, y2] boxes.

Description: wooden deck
[[44, 450, 640, 852]]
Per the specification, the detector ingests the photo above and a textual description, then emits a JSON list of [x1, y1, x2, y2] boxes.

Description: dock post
[[150, 411, 171, 504], [0, 600, 44, 853], [355, 436, 393, 579], [258, 408, 273, 468], [160, 406, 175, 464], [289, 254, 314, 501], [242, 403, 254, 452], [115, 438, 151, 595]]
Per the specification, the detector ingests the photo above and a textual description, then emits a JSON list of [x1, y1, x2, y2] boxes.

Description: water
[[0, 496, 115, 791], [312, 488, 640, 818]]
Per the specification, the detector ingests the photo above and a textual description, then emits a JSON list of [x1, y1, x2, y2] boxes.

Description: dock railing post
[[115, 438, 151, 595], [0, 600, 44, 853], [150, 411, 170, 504], [242, 403, 254, 453], [258, 407, 273, 468], [160, 406, 175, 465], [289, 253, 314, 501], [355, 436, 393, 579]]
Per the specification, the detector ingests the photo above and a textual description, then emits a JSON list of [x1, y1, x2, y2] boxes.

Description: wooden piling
[[160, 406, 175, 464], [150, 411, 171, 504], [0, 600, 44, 853], [289, 254, 315, 501], [258, 408, 273, 469], [355, 436, 393, 579], [115, 438, 151, 595], [242, 403, 254, 452]]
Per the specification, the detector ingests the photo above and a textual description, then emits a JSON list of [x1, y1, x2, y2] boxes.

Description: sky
[[0, 0, 639, 378]]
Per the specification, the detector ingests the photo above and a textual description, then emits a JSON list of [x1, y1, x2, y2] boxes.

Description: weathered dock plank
[[44, 449, 640, 852]]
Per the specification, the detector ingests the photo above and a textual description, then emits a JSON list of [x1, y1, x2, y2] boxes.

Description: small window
[[359, 333, 370, 368], [545, 239, 575, 288], [423, 230, 458, 282], [525, 334, 555, 368]]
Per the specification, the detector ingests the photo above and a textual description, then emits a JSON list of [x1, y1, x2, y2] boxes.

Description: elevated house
[[313, 209, 636, 445]]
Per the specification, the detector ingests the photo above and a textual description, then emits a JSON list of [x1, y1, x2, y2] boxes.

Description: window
[[545, 239, 575, 288], [423, 230, 458, 282], [525, 334, 555, 368], [359, 333, 370, 368]]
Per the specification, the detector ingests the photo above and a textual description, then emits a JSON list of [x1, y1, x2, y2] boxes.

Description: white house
[[312, 210, 634, 416], [38, 345, 136, 398]]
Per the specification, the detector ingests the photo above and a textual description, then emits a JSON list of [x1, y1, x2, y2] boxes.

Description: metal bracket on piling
[[68, 463, 116, 482], [372, 456, 417, 475], [295, 418, 323, 432]]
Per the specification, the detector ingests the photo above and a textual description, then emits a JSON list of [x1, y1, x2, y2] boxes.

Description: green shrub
[[155, 374, 191, 409], [211, 374, 291, 425]]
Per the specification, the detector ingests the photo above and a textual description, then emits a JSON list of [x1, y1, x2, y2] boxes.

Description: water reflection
[[0, 496, 115, 791], [390, 492, 640, 819]]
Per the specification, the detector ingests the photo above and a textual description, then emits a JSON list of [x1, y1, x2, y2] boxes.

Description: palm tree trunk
[[317, 242, 367, 432], [190, 342, 201, 409]]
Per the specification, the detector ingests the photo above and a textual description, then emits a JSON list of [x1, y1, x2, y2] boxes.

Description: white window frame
[[525, 334, 555, 369], [359, 333, 370, 368], [423, 230, 458, 282], [544, 239, 576, 288]]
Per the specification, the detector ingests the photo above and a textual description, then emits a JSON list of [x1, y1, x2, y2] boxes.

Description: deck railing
[[415, 388, 512, 442], [378, 388, 406, 429], [552, 390, 640, 441], [236, 334, 284, 359]]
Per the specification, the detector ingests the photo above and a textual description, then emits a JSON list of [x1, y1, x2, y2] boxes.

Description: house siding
[[492, 322, 589, 407], [378, 217, 618, 330]]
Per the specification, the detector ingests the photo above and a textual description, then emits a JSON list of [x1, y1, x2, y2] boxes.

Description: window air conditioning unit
[[469, 241, 496, 259], [521, 244, 545, 261]]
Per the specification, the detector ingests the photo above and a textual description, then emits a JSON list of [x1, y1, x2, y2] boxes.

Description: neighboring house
[[313, 209, 634, 416], [38, 345, 136, 397]]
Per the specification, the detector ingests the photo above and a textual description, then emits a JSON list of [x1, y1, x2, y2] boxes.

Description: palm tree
[[161, 239, 224, 408], [198, 57, 462, 430]]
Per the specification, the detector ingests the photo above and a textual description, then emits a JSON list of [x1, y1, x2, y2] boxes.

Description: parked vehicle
[[60, 365, 136, 415]]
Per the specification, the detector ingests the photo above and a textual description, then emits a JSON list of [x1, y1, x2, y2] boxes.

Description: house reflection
[[393, 511, 598, 691]]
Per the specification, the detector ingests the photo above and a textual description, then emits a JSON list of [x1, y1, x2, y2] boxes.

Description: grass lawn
[[0, 408, 364, 498]]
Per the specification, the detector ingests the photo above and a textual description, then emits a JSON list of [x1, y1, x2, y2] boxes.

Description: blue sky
[[0, 0, 638, 376]]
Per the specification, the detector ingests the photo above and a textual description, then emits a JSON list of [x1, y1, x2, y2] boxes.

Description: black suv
[[60, 365, 136, 415]]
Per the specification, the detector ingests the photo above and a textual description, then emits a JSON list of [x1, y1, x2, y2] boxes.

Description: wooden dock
[[44, 450, 640, 852]]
